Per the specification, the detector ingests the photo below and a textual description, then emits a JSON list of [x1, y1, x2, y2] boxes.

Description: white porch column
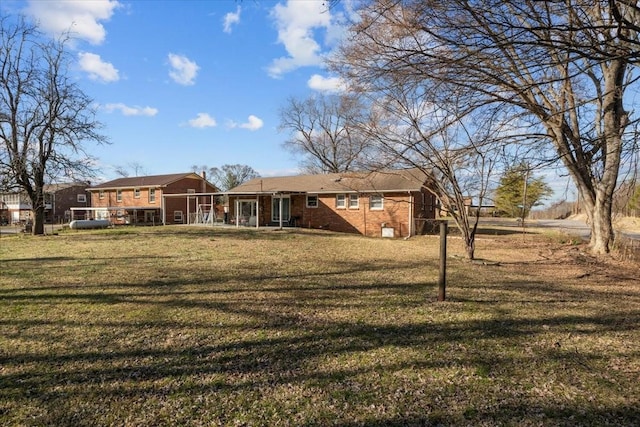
[[408, 192, 414, 237], [161, 195, 166, 225], [235, 198, 239, 227], [255, 197, 259, 228], [278, 195, 283, 229]]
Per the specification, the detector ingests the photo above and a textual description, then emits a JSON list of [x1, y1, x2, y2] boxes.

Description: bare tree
[[114, 162, 148, 178], [207, 164, 259, 191], [279, 93, 371, 173], [353, 80, 500, 259], [332, 0, 640, 254], [0, 17, 106, 234]]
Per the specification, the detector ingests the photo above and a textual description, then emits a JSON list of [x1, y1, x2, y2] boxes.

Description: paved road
[[480, 218, 639, 241]]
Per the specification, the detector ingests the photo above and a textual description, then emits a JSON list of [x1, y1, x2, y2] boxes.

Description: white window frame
[[99, 190, 105, 200], [116, 189, 122, 202], [370, 194, 383, 210], [271, 196, 291, 222], [306, 194, 318, 208], [77, 194, 86, 203], [336, 194, 346, 209], [149, 188, 156, 203], [173, 210, 183, 223], [134, 188, 141, 198], [348, 194, 359, 209]]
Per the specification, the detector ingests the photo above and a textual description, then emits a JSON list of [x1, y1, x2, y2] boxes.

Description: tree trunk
[[32, 206, 45, 235], [588, 189, 615, 254], [464, 236, 475, 260], [26, 182, 46, 235]]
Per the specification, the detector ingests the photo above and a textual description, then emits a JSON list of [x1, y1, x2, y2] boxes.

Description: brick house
[[0, 182, 91, 225], [226, 168, 438, 238], [87, 172, 219, 225], [45, 183, 92, 223]]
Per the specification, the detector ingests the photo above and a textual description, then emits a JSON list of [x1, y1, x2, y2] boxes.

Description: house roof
[[43, 182, 90, 193], [88, 173, 210, 190], [227, 168, 431, 195]]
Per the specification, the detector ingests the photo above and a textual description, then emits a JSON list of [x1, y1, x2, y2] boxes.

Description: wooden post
[[438, 220, 447, 301]]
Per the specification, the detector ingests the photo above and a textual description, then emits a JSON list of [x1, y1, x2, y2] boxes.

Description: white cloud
[[240, 115, 264, 131], [103, 103, 158, 117], [168, 53, 199, 86], [223, 6, 241, 33], [227, 115, 264, 131], [267, 0, 332, 78], [307, 74, 346, 93], [78, 52, 119, 82], [188, 113, 217, 128], [25, 0, 120, 45]]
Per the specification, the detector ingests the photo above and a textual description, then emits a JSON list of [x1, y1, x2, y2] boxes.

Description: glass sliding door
[[271, 196, 290, 223], [238, 200, 257, 226]]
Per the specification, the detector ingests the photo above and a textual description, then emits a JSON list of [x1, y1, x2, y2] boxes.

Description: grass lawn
[[0, 226, 638, 426]]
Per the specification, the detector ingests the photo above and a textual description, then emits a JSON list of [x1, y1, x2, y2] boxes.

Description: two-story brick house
[[226, 168, 438, 238], [87, 172, 218, 225], [0, 182, 91, 225]]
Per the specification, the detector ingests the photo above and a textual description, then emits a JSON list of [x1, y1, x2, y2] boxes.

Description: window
[[370, 195, 383, 210], [349, 194, 359, 209], [77, 194, 86, 203], [174, 211, 183, 223], [149, 188, 156, 203], [116, 189, 122, 202], [187, 189, 196, 194], [336, 194, 346, 209], [134, 188, 140, 198], [306, 194, 318, 208], [99, 190, 105, 200]]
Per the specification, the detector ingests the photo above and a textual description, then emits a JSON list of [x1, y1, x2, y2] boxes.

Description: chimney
[[201, 170, 206, 193]]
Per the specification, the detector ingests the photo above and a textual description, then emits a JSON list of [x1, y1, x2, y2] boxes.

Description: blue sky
[[2, 0, 353, 182]]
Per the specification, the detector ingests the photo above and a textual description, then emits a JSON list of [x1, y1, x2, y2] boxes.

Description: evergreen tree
[[494, 164, 552, 219]]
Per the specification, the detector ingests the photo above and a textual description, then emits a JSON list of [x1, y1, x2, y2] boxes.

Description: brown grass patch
[[0, 226, 638, 426]]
